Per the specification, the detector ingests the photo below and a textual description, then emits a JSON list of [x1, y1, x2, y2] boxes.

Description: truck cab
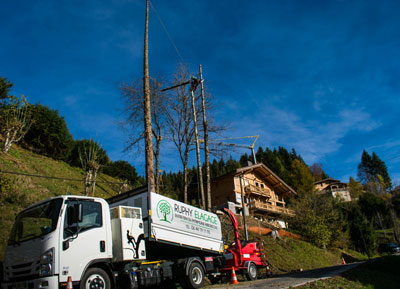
[[2, 196, 113, 289]]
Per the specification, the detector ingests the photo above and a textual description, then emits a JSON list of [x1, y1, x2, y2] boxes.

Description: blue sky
[[1, 0, 400, 184]]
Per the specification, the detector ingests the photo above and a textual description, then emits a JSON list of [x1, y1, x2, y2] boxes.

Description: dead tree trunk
[[190, 84, 205, 209], [199, 65, 211, 210], [143, 0, 155, 192]]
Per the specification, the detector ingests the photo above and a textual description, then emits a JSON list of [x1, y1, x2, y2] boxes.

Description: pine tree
[[371, 152, 391, 190], [0, 76, 13, 100], [358, 150, 374, 184], [358, 150, 391, 192], [347, 204, 375, 258]]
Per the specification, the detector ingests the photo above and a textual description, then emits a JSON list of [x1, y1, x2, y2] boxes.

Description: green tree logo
[[156, 200, 173, 223]]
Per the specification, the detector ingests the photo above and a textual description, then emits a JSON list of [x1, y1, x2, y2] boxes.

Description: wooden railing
[[244, 184, 271, 198], [248, 200, 295, 217]]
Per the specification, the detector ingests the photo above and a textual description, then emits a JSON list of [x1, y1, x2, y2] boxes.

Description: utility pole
[[143, 0, 155, 192], [161, 77, 205, 208], [190, 78, 205, 209], [199, 65, 211, 210], [239, 174, 249, 241]]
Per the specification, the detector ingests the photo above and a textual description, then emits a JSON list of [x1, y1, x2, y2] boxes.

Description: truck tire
[[80, 268, 111, 289], [245, 262, 258, 281], [184, 262, 205, 289]]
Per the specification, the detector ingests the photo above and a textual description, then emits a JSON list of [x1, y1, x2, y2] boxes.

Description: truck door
[[59, 199, 109, 283]]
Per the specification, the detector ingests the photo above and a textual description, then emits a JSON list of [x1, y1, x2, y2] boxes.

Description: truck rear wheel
[[184, 262, 205, 289], [245, 262, 258, 281], [80, 268, 111, 289]]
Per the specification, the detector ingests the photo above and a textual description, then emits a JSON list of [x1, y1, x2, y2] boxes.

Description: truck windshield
[[8, 198, 63, 245]]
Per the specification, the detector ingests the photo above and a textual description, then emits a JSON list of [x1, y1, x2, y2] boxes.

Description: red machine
[[220, 208, 267, 280]]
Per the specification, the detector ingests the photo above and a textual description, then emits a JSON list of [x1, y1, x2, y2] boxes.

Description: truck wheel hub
[[192, 267, 202, 285], [86, 275, 105, 289]]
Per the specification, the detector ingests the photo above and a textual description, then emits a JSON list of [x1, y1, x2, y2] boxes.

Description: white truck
[[1, 187, 226, 289]]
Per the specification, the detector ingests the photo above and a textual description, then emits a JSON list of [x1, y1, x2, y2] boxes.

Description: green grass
[[1, 145, 123, 199], [375, 229, 396, 244], [0, 145, 129, 260], [294, 256, 400, 289], [262, 236, 342, 272]]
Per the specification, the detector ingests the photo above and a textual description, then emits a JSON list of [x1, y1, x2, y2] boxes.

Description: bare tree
[[79, 140, 101, 196], [163, 65, 197, 203], [309, 163, 328, 182], [0, 95, 31, 153], [121, 77, 167, 193]]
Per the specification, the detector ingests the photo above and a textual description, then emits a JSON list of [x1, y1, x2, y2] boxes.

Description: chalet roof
[[214, 163, 297, 198], [314, 178, 347, 186], [314, 178, 340, 185]]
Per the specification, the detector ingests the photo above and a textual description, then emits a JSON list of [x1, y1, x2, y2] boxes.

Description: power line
[[0, 170, 126, 185], [149, 1, 186, 64]]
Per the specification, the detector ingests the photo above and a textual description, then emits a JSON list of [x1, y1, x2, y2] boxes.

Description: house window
[[260, 184, 264, 188], [255, 182, 259, 187]]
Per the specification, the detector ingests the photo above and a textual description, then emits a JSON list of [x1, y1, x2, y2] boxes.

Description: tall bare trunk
[[199, 65, 211, 210], [183, 161, 188, 204], [143, 0, 155, 192], [190, 88, 205, 209], [154, 135, 161, 193], [92, 170, 98, 197], [85, 170, 92, 196]]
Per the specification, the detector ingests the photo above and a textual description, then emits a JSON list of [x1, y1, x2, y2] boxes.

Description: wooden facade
[[211, 164, 296, 219]]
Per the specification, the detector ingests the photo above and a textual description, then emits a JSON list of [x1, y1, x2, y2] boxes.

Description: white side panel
[[111, 206, 146, 262], [150, 193, 223, 253], [151, 224, 223, 252]]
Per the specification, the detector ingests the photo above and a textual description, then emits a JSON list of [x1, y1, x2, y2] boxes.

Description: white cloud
[[224, 101, 381, 165]]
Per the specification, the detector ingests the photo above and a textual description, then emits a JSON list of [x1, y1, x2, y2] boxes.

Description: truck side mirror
[[73, 204, 83, 223], [67, 204, 83, 225]]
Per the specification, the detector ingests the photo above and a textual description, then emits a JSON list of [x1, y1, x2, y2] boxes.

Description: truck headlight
[[40, 248, 54, 276]]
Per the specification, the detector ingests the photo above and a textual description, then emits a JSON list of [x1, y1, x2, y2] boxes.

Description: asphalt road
[[204, 262, 362, 289]]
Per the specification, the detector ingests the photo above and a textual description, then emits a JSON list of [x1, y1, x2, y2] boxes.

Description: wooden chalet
[[314, 178, 351, 202], [211, 163, 296, 222]]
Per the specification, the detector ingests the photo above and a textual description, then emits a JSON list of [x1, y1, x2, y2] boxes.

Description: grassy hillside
[[0, 145, 129, 260], [218, 214, 368, 275]]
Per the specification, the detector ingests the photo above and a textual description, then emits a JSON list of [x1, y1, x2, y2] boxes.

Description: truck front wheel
[[80, 268, 111, 289], [185, 262, 205, 289]]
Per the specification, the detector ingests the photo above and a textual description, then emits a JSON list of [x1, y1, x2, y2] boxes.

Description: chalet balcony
[[319, 187, 349, 194], [248, 200, 295, 217], [244, 184, 271, 198]]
